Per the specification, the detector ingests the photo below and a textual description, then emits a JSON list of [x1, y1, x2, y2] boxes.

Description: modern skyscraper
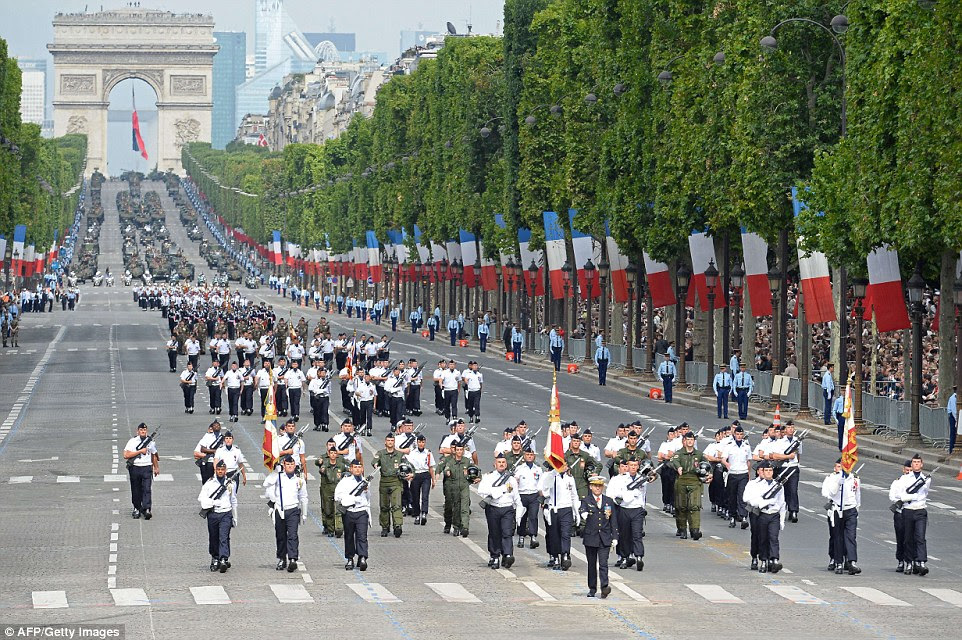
[[16, 58, 46, 127], [212, 31, 247, 149]]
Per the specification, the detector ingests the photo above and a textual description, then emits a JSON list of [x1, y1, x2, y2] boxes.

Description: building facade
[[212, 31, 246, 150], [16, 58, 47, 128]]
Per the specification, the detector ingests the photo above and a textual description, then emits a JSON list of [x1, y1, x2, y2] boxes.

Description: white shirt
[[286, 344, 305, 360], [606, 472, 647, 508], [194, 431, 221, 454], [335, 432, 360, 460], [124, 435, 157, 467], [180, 368, 197, 386], [405, 448, 434, 473], [462, 370, 483, 392], [744, 477, 786, 514], [217, 340, 231, 355], [477, 471, 523, 509], [821, 471, 861, 511], [438, 369, 461, 391], [213, 445, 246, 472], [384, 374, 406, 398], [893, 471, 931, 509], [284, 368, 307, 390], [776, 436, 801, 467], [540, 470, 578, 511], [265, 472, 308, 512], [754, 438, 780, 460], [514, 462, 542, 493], [185, 339, 200, 355], [432, 368, 445, 384], [724, 439, 752, 473], [198, 475, 237, 513], [656, 439, 677, 461], [354, 381, 376, 402], [604, 436, 626, 456], [308, 376, 330, 397], [334, 474, 372, 512], [493, 439, 513, 456], [255, 368, 273, 389], [223, 369, 244, 389], [582, 442, 602, 462]]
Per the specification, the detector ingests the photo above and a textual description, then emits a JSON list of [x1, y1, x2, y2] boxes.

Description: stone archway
[[48, 8, 218, 175]]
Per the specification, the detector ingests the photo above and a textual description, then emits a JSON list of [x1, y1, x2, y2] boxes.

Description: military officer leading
[[265, 455, 308, 572], [334, 459, 372, 570], [123, 423, 159, 520], [579, 475, 618, 598], [406, 434, 435, 526], [198, 460, 237, 572], [477, 452, 523, 569]]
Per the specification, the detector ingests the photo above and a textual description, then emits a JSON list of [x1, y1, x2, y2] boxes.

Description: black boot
[[503, 554, 515, 569], [358, 557, 368, 571], [691, 529, 702, 541], [561, 554, 571, 571], [394, 526, 402, 538], [750, 557, 758, 570], [344, 557, 355, 570], [210, 557, 219, 572]]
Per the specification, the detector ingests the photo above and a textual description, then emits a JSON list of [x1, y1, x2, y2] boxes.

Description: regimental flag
[[132, 85, 148, 161], [261, 365, 280, 469], [544, 371, 566, 471], [840, 376, 858, 475], [740, 228, 773, 317], [345, 330, 358, 376]]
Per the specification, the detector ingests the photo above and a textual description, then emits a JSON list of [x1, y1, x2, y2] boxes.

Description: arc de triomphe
[[48, 8, 218, 175]]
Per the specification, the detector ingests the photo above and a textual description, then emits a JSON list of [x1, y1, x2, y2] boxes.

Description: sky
[[1, 0, 506, 61]]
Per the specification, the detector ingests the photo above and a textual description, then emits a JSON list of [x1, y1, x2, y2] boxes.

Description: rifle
[[826, 463, 864, 524], [126, 428, 160, 469], [493, 458, 524, 488], [890, 465, 940, 513], [762, 466, 798, 501], [283, 424, 310, 451], [195, 432, 225, 468], [520, 426, 542, 452], [457, 424, 479, 448], [399, 424, 424, 450], [627, 462, 664, 491], [336, 470, 379, 514], [198, 469, 240, 518], [783, 429, 811, 456]]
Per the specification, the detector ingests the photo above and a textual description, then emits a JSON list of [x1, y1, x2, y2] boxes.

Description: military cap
[[757, 460, 772, 469], [588, 475, 606, 486], [215, 460, 227, 468]]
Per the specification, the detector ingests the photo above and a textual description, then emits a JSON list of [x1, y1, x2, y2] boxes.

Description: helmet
[[583, 460, 600, 480], [696, 461, 713, 479], [397, 462, 414, 477], [466, 465, 481, 482]]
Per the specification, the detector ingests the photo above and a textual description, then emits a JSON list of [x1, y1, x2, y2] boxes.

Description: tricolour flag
[[604, 221, 629, 303], [518, 226, 545, 296], [24, 245, 36, 277], [366, 231, 382, 283], [262, 370, 280, 470], [866, 245, 910, 333], [543, 211, 568, 300], [568, 210, 601, 299], [477, 237, 498, 292], [642, 251, 675, 308], [840, 376, 858, 475], [0, 235, 6, 271], [271, 230, 283, 266], [792, 187, 836, 324], [11, 224, 25, 276], [131, 85, 148, 161], [687, 231, 727, 311], [544, 371, 566, 471], [740, 228, 773, 317], [459, 230, 479, 288]]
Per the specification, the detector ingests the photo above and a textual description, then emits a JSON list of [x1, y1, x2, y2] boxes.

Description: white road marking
[[104, 475, 125, 482], [921, 588, 962, 607], [190, 585, 231, 605], [611, 581, 651, 603], [522, 581, 556, 602], [840, 587, 910, 606], [425, 582, 481, 603], [56, 476, 80, 483], [928, 501, 955, 510], [110, 588, 149, 606], [686, 584, 744, 604], [155, 474, 174, 482], [9, 476, 33, 484], [32, 591, 68, 609], [766, 585, 826, 605], [347, 582, 400, 603], [270, 583, 314, 604]]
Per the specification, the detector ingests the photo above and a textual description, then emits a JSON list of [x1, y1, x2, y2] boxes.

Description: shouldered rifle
[[520, 426, 542, 452], [627, 462, 664, 491], [783, 429, 810, 456], [127, 428, 161, 469], [318, 375, 331, 392], [284, 424, 310, 451], [412, 363, 425, 380], [493, 458, 524, 488], [351, 470, 378, 496], [399, 424, 424, 450], [198, 469, 239, 518], [195, 432, 225, 467], [458, 424, 479, 447], [891, 465, 940, 512], [762, 466, 798, 501]]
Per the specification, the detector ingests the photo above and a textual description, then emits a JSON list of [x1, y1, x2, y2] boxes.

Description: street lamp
[[906, 266, 925, 447], [852, 277, 869, 432], [598, 258, 610, 348], [584, 258, 596, 348], [731, 263, 745, 353], [625, 261, 638, 374], [675, 264, 691, 384], [768, 265, 783, 374], [561, 260, 573, 360], [705, 259, 720, 393]]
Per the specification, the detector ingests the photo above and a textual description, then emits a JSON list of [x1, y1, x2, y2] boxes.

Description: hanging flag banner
[[131, 85, 148, 161], [366, 231, 382, 283], [642, 251, 675, 309], [740, 228, 773, 317], [458, 230, 479, 288], [568, 210, 601, 300], [518, 226, 545, 297], [604, 220, 629, 304], [792, 187, 836, 324], [542, 211, 568, 300], [866, 245, 910, 333], [687, 230, 726, 311]]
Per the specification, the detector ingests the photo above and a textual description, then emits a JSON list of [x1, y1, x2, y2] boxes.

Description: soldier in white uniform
[[821, 459, 861, 575], [462, 362, 484, 424], [744, 460, 786, 573], [223, 361, 244, 422], [212, 431, 248, 494], [123, 423, 159, 520], [264, 455, 308, 572], [180, 362, 198, 414], [477, 453, 523, 569], [891, 454, 932, 576], [540, 461, 580, 570], [514, 447, 541, 549], [308, 367, 332, 432], [198, 460, 238, 572], [335, 458, 372, 571], [284, 360, 307, 422]]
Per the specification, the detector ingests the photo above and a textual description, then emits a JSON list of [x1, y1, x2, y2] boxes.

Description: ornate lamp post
[[768, 266, 783, 374], [561, 260, 573, 360], [851, 276, 868, 432], [598, 258, 610, 344], [584, 259, 596, 347], [625, 261, 637, 374], [731, 264, 745, 353], [906, 267, 925, 448], [675, 264, 691, 384], [705, 259, 720, 393]]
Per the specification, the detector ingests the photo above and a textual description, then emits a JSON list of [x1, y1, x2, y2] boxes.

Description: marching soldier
[[656, 427, 678, 514], [891, 454, 931, 576], [334, 420, 363, 465], [405, 434, 435, 526], [606, 456, 648, 570], [477, 453, 523, 569], [671, 431, 711, 540], [404, 358, 422, 416], [308, 366, 332, 432], [240, 358, 255, 416], [180, 361, 197, 414], [744, 461, 785, 573], [212, 431, 248, 494], [284, 359, 307, 422], [889, 460, 912, 573], [205, 358, 224, 415], [166, 332, 179, 372], [123, 423, 159, 520], [579, 475, 618, 598], [821, 459, 861, 575], [373, 433, 405, 538], [265, 455, 308, 572], [198, 460, 237, 572], [540, 460, 580, 570], [723, 426, 752, 529], [223, 361, 243, 422], [514, 446, 541, 549], [334, 458, 371, 571], [255, 362, 274, 419], [462, 361, 483, 424], [277, 420, 307, 478], [316, 439, 348, 537], [439, 443, 479, 536], [565, 433, 593, 500], [274, 356, 290, 417]]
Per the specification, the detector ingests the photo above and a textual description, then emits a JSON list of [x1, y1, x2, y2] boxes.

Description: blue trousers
[[597, 358, 608, 385], [735, 389, 749, 419], [716, 387, 730, 418], [550, 346, 562, 371], [207, 510, 232, 558], [836, 412, 845, 450], [337, 302, 343, 313], [391, 318, 397, 332], [662, 375, 673, 403], [429, 326, 435, 341], [823, 391, 833, 425], [449, 329, 457, 346], [950, 414, 957, 454], [479, 334, 487, 352], [513, 342, 522, 363]]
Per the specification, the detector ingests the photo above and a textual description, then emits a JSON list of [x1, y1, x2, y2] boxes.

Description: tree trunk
[[938, 250, 955, 405]]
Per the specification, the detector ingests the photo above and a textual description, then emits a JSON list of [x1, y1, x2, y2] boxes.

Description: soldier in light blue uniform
[[733, 363, 754, 420], [511, 325, 525, 363], [594, 342, 611, 386], [712, 364, 733, 419], [478, 317, 490, 352], [549, 326, 564, 371], [657, 353, 676, 403], [447, 317, 459, 346], [822, 363, 836, 425]]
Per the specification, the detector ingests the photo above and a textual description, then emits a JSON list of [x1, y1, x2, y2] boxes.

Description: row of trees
[[0, 39, 87, 248]]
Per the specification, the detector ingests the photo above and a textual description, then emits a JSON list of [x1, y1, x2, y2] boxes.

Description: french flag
[[35, 244, 45, 274], [792, 188, 836, 324], [542, 211, 568, 300], [413, 225, 431, 264], [366, 231, 382, 283], [604, 220, 629, 303], [518, 226, 545, 296], [568, 210, 601, 299], [429, 240, 447, 282], [0, 235, 6, 272], [478, 237, 498, 292], [271, 230, 283, 266], [687, 231, 727, 311], [285, 242, 299, 268], [24, 245, 36, 277], [740, 228, 773, 317], [445, 239, 462, 272], [458, 230, 479, 287], [11, 225, 25, 276], [642, 251, 675, 308], [131, 85, 148, 161], [352, 240, 368, 282], [866, 245, 910, 332], [49, 230, 59, 263]]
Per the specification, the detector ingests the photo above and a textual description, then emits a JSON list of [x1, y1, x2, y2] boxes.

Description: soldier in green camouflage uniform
[[565, 433, 594, 500], [670, 431, 710, 540], [373, 433, 405, 537], [616, 430, 651, 466], [505, 436, 525, 469], [316, 440, 348, 537], [439, 443, 479, 537]]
